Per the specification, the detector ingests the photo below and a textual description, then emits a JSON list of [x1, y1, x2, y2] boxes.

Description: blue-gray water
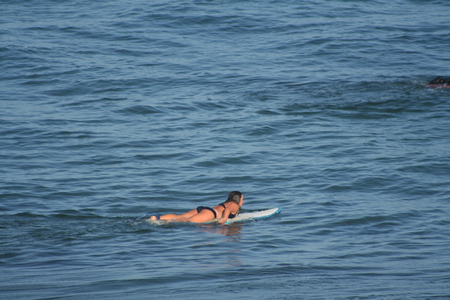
[[1, 0, 450, 299]]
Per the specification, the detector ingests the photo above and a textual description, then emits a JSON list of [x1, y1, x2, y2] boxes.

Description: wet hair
[[226, 191, 243, 204]]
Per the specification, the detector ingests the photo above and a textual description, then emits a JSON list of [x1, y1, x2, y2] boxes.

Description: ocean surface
[[1, 0, 450, 299]]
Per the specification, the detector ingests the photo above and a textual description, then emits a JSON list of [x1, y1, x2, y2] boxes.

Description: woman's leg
[[150, 209, 198, 221], [177, 209, 216, 223]]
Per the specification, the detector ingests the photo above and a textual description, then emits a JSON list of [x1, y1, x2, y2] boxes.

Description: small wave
[[115, 105, 163, 115]]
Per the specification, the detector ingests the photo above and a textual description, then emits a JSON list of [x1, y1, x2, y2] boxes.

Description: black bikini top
[[220, 203, 238, 219]]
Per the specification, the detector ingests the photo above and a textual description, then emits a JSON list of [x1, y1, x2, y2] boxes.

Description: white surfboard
[[139, 207, 281, 225], [225, 207, 281, 224]]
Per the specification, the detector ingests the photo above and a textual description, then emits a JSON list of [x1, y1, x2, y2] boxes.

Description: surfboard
[[138, 207, 281, 225], [225, 207, 281, 224]]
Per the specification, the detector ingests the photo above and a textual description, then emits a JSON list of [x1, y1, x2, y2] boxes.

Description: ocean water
[[1, 0, 450, 299]]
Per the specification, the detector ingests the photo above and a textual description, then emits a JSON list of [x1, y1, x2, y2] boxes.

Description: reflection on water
[[197, 223, 243, 242], [192, 223, 244, 268]]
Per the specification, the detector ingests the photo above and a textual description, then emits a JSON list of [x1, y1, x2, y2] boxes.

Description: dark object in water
[[427, 76, 450, 88]]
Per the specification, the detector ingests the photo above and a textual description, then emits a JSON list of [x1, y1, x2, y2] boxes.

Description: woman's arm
[[218, 207, 231, 224]]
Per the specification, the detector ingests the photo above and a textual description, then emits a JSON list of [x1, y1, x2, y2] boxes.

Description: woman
[[149, 191, 244, 224]]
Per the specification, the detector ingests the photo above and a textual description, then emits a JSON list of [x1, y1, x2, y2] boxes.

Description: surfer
[[149, 191, 244, 224], [427, 76, 450, 88]]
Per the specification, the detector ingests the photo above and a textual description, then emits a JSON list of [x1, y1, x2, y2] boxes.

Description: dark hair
[[226, 191, 242, 204]]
